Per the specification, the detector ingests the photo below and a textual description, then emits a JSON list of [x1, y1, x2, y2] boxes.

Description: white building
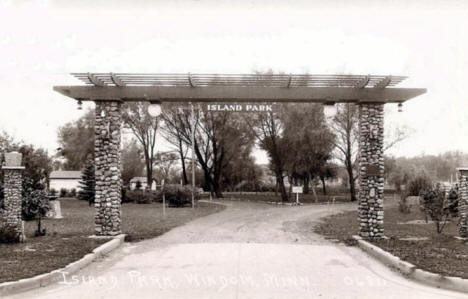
[[49, 171, 82, 192], [129, 177, 157, 190]]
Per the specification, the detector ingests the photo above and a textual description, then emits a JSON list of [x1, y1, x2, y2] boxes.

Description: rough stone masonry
[[358, 104, 385, 239], [2, 152, 25, 241], [94, 101, 122, 236], [457, 170, 468, 237]]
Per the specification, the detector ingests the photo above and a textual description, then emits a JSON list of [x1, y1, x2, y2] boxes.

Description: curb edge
[[352, 235, 468, 293], [0, 234, 126, 297]]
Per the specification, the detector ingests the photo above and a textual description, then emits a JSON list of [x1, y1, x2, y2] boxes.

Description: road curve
[[7, 200, 468, 299]]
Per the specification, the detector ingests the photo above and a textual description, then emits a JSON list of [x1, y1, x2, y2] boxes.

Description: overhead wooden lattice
[[54, 73, 425, 103], [72, 73, 406, 88]]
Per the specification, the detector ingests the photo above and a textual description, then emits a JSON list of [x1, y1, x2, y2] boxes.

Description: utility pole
[[191, 102, 196, 209]]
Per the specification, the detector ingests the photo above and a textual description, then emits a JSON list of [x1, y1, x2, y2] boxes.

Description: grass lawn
[[0, 199, 224, 283], [205, 192, 352, 204], [315, 196, 468, 279]]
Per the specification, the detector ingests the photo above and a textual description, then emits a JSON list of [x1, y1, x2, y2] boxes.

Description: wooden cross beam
[[53, 85, 426, 103]]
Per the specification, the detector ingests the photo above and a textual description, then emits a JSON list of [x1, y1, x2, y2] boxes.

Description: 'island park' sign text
[[205, 103, 275, 112]]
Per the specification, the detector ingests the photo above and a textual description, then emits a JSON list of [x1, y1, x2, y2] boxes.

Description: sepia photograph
[[0, 0, 468, 298]]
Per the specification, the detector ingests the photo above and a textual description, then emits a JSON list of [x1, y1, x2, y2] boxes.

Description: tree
[[22, 189, 49, 236], [221, 148, 262, 192], [330, 104, 409, 201], [122, 102, 160, 191], [122, 139, 144, 186], [318, 164, 337, 195], [329, 103, 359, 201], [282, 104, 335, 196], [77, 158, 95, 206], [161, 106, 254, 198], [17, 144, 52, 191], [160, 106, 190, 185], [153, 152, 178, 185], [57, 109, 95, 170], [246, 107, 290, 202]]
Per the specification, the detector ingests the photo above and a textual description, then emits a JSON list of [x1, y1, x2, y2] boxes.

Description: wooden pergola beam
[[53, 85, 426, 103], [87, 73, 105, 87], [110, 72, 126, 87], [375, 76, 392, 88]]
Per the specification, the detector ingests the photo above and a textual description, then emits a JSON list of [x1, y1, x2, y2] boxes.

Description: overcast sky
[[1, 0, 467, 164]]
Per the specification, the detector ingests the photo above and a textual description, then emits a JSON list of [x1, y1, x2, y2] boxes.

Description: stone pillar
[[2, 151, 25, 242], [358, 104, 385, 239], [457, 168, 468, 238], [94, 101, 122, 236]]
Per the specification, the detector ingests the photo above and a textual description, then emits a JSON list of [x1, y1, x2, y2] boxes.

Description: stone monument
[[2, 151, 26, 242]]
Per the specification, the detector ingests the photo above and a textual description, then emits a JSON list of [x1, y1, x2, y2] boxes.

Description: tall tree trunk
[[346, 160, 357, 201], [277, 173, 288, 202], [179, 140, 188, 185], [144, 151, 152, 191], [303, 174, 310, 194], [212, 170, 224, 198], [275, 179, 278, 196], [320, 176, 327, 195], [345, 137, 357, 201], [311, 182, 318, 203]]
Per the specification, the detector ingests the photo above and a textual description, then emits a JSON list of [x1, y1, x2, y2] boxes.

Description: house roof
[[130, 177, 148, 183], [50, 171, 82, 179]]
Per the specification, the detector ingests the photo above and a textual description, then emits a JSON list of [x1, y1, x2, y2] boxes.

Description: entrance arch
[[54, 73, 426, 239]]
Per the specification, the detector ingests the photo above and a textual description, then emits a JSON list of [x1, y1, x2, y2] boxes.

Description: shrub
[[0, 222, 19, 243], [407, 174, 432, 196], [22, 190, 50, 236], [22, 190, 50, 220], [398, 191, 411, 214], [163, 184, 199, 207], [78, 158, 95, 205], [446, 188, 459, 217], [121, 187, 128, 203], [125, 190, 154, 204], [49, 188, 57, 196], [421, 188, 450, 234], [59, 188, 68, 198], [69, 188, 77, 198]]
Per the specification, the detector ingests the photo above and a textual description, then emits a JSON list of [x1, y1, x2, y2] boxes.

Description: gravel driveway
[[8, 200, 468, 299]]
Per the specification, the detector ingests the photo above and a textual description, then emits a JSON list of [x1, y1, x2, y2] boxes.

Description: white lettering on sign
[[292, 186, 303, 194], [206, 104, 274, 112]]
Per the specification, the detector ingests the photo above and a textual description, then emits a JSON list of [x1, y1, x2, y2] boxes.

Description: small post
[[162, 179, 166, 217], [2, 151, 26, 242]]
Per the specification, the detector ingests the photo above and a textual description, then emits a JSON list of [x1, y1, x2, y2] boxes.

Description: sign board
[[366, 164, 380, 176], [205, 103, 275, 113], [292, 186, 303, 194]]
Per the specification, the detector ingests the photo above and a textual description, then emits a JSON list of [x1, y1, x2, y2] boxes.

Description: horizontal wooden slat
[[69, 73, 408, 88], [53, 85, 426, 103]]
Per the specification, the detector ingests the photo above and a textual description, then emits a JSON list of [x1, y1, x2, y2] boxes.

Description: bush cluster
[[123, 185, 199, 207], [52, 188, 77, 198], [22, 190, 50, 221], [125, 190, 159, 204], [0, 222, 19, 243], [407, 174, 433, 196], [398, 191, 411, 214], [420, 187, 454, 234], [163, 184, 199, 207]]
